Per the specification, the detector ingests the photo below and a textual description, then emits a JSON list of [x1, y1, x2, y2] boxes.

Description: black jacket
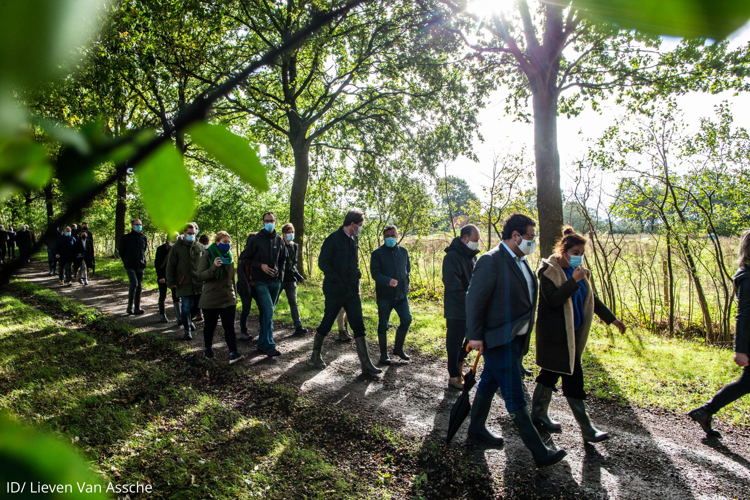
[[119, 231, 148, 270], [55, 234, 77, 262], [154, 242, 172, 280], [0, 230, 7, 251], [6, 230, 15, 246], [465, 244, 537, 354], [735, 267, 750, 354], [318, 227, 361, 297], [442, 237, 479, 319], [282, 242, 305, 284], [371, 244, 410, 302], [16, 230, 33, 250], [73, 236, 95, 266], [244, 229, 285, 283]]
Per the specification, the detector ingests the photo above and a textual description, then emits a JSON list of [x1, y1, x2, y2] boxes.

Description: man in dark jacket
[[0, 225, 7, 263], [16, 225, 34, 263], [6, 226, 16, 259], [167, 223, 203, 339], [155, 232, 179, 323], [465, 213, 566, 467], [119, 218, 148, 315], [55, 226, 76, 285], [237, 233, 257, 341], [309, 209, 381, 377], [244, 212, 286, 356], [371, 225, 411, 365], [72, 230, 95, 285], [279, 223, 307, 337], [442, 224, 480, 389]]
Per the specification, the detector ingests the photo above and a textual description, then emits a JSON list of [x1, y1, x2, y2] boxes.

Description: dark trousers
[[58, 260, 72, 283], [446, 318, 469, 378], [377, 297, 412, 336], [125, 267, 144, 307], [46, 248, 56, 273], [476, 335, 527, 413], [317, 287, 366, 338], [157, 282, 178, 314], [8, 243, 15, 259], [705, 367, 750, 414], [238, 284, 254, 333], [203, 305, 238, 354], [536, 354, 586, 400], [277, 281, 303, 329]]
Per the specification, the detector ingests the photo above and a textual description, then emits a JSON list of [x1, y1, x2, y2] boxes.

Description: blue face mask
[[217, 242, 231, 252], [568, 254, 583, 268], [134, 225, 142, 232], [185, 234, 196, 242], [384, 237, 397, 248], [64, 232, 71, 237], [285, 233, 295, 241], [264, 222, 275, 232]]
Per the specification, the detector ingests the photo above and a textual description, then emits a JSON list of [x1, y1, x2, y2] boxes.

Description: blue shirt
[[563, 266, 587, 331]]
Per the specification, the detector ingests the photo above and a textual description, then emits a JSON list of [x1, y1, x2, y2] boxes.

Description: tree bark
[[532, 86, 563, 257], [43, 184, 54, 226], [289, 134, 310, 268], [114, 169, 128, 257]]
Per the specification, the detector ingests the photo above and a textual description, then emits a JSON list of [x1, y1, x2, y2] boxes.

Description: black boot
[[126, 293, 134, 315], [467, 392, 504, 447], [567, 397, 609, 442], [688, 407, 722, 438], [377, 332, 391, 365], [354, 336, 382, 376], [531, 384, 562, 433], [133, 288, 144, 315], [392, 327, 410, 361], [510, 406, 567, 467], [308, 332, 326, 369]]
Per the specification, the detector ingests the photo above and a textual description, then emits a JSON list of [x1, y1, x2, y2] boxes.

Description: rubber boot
[[181, 312, 192, 340], [354, 336, 382, 376], [377, 332, 391, 365], [308, 332, 327, 369], [531, 384, 562, 433], [393, 327, 410, 361], [510, 406, 567, 467], [126, 293, 134, 315], [467, 391, 504, 447], [688, 407, 721, 438], [567, 397, 609, 442]]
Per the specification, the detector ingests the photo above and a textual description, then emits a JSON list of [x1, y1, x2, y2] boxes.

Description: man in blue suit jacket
[[465, 213, 567, 467]]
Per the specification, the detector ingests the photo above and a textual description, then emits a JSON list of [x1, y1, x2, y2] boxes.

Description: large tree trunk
[[43, 185, 54, 226], [532, 86, 563, 257], [114, 170, 128, 257], [289, 135, 310, 268]]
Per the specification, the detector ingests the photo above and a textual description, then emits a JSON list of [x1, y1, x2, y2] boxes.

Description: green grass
[[86, 257, 750, 427]]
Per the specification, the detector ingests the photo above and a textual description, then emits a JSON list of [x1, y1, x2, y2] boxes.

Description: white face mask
[[355, 224, 363, 236], [466, 241, 479, 251], [518, 236, 537, 255]]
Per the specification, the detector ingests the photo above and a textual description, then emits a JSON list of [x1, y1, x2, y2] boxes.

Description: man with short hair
[[119, 218, 148, 315], [72, 228, 94, 285], [16, 225, 34, 263], [442, 223, 480, 390], [55, 226, 76, 286], [6, 226, 16, 260], [167, 223, 203, 339], [244, 212, 286, 356], [280, 223, 307, 337], [465, 213, 566, 467], [309, 209, 381, 377], [371, 225, 412, 365], [155, 232, 180, 323]]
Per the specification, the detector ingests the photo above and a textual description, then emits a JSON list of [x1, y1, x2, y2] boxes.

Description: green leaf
[[135, 143, 195, 233], [0, 412, 108, 500], [187, 123, 269, 191], [0, 139, 52, 199], [574, 0, 750, 39]]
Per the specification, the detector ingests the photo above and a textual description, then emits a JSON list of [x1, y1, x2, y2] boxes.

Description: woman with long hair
[[689, 230, 750, 437]]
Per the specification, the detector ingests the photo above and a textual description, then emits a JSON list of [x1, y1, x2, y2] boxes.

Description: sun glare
[[465, 0, 516, 20]]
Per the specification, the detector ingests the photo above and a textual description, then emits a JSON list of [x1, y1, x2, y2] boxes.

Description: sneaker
[[203, 350, 214, 360], [134, 308, 145, 315], [238, 332, 252, 341], [58, 280, 64, 285], [265, 348, 281, 357], [228, 352, 245, 364], [336, 330, 352, 342], [64, 282, 72, 287], [292, 327, 307, 337], [189, 321, 196, 331], [83, 280, 89, 286], [79, 278, 84, 284], [448, 376, 464, 390]]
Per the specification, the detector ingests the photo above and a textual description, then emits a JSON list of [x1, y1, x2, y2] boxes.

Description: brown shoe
[[448, 376, 464, 390]]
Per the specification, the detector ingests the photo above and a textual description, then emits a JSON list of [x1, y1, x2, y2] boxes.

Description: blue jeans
[[476, 335, 527, 413], [180, 295, 199, 332], [377, 297, 412, 336], [255, 280, 281, 352]]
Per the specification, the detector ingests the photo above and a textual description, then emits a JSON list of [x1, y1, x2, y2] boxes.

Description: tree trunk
[[289, 135, 310, 269], [114, 170, 128, 257], [532, 86, 563, 257], [43, 184, 54, 226]]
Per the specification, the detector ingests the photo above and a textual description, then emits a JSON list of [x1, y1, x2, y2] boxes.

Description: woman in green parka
[[532, 227, 626, 442], [197, 231, 244, 364]]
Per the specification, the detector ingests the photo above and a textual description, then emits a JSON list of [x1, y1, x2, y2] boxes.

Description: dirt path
[[17, 263, 750, 499]]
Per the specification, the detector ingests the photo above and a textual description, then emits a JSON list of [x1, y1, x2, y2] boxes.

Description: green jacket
[[197, 250, 237, 309], [166, 240, 203, 297]]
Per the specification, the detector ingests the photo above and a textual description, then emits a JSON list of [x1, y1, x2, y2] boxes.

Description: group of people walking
[[37, 208, 749, 468], [46, 223, 96, 285], [0, 224, 34, 264]]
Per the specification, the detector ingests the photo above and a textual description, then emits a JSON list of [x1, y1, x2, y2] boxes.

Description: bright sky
[[447, 21, 750, 204]]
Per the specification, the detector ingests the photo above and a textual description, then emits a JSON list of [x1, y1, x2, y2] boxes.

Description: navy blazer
[[465, 244, 537, 354]]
